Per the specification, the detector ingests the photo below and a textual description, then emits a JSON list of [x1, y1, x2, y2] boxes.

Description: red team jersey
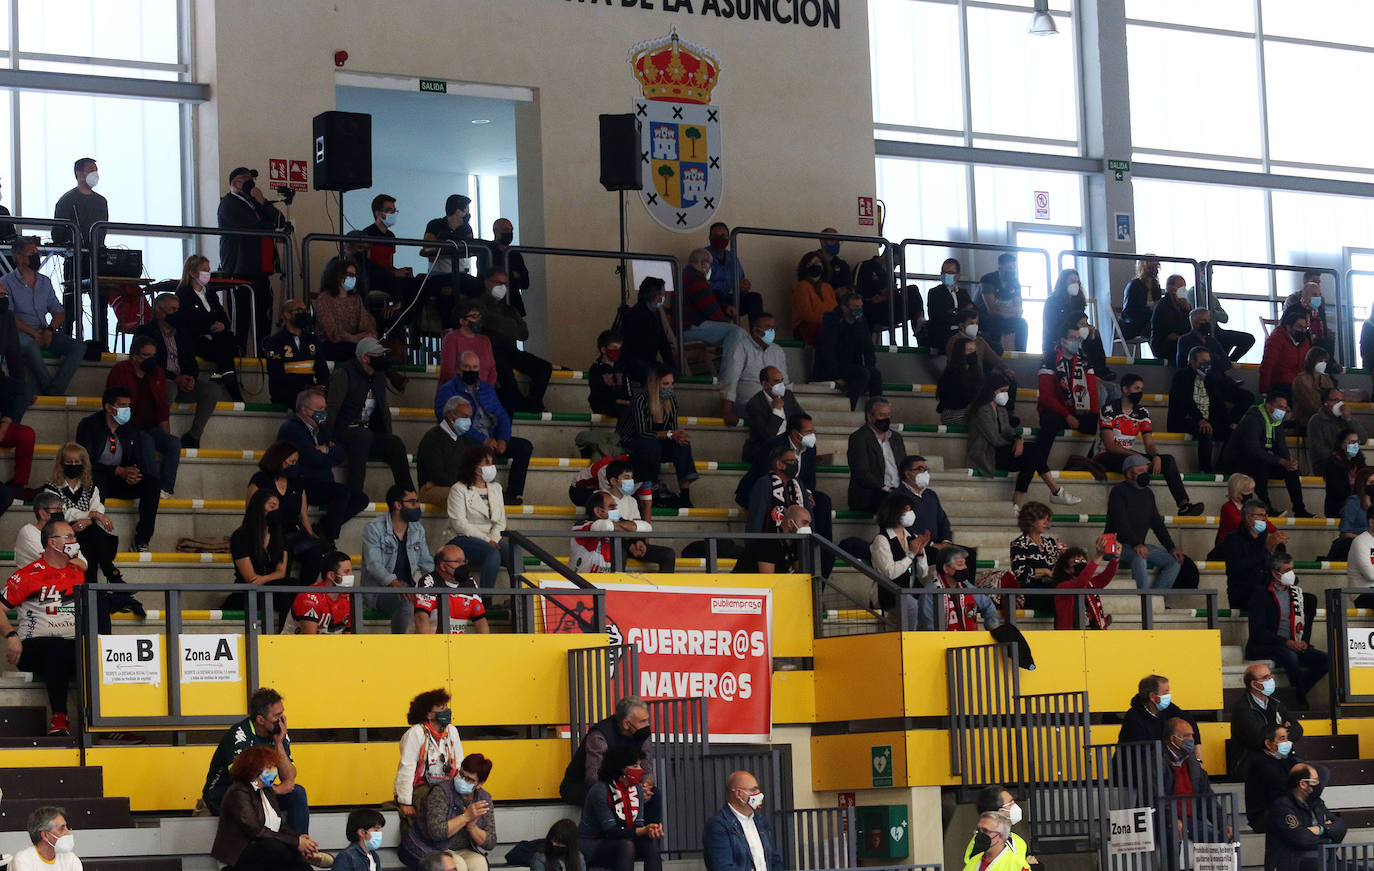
[[2, 559, 84, 640], [1097, 399, 1152, 455], [282, 580, 352, 634], [414, 573, 487, 633]]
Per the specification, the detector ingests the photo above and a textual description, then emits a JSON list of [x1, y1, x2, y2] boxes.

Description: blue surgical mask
[[454, 417, 472, 435], [1348, 443, 1360, 457], [761, 328, 776, 345], [607, 508, 622, 522], [382, 212, 397, 228], [113, 407, 132, 426], [342, 275, 357, 291], [1252, 519, 1267, 534], [259, 769, 278, 787], [1260, 677, 1276, 696], [365, 830, 384, 851], [940, 273, 955, 287], [1156, 693, 1172, 711], [1276, 740, 1293, 758], [1270, 407, 1287, 423], [823, 243, 841, 257], [619, 478, 636, 495], [1311, 296, 1323, 308], [455, 777, 476, 795]]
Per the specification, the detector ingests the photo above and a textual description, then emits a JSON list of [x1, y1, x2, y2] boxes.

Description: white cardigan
[[445, 481, 507, 541], [394, 722, 465, 805]]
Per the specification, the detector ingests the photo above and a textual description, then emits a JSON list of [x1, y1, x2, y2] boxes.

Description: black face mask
[[461, 370, 480, 386], [1197, 323, 1211, 337], [972, 832, 993, 855], [1293, 330, 1309, 343], [873, 417, 892, 432], [139, 357, 158, 374], [292, 312, 313, 330], [63, 463, 83, 479], [27, 254, 41, 271], [241, 178, 255, 195], [496, 231, 514, 246], [0, 297, 8, 313], [632, 726, 652, 744], [781, 460, 800, 479], [370, 355, 392, 371], [805, 263, 824, 279], [1310, 784, 1325, 801], [1126, 391, 1144, 406], [400, 506, 423, 523], [266, 508, 282, 525]]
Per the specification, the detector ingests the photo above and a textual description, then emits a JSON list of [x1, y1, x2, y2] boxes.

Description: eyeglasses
[[456, 771, 480, 784]]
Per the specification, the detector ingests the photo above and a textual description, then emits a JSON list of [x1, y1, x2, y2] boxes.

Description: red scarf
[[1270, 582, 1304, 640], [607, 783, 640, 829], [1054, 349, 1092, 412], [938, 575, 978, 631]]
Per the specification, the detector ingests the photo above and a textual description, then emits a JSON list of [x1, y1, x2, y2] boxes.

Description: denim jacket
[[361, 514, 435, 587]]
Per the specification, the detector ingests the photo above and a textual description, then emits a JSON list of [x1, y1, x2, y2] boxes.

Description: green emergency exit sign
[[419, 79, 447, 94]]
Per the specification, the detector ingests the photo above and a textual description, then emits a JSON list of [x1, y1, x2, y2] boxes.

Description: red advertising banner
[[541, 580, 772, 742]]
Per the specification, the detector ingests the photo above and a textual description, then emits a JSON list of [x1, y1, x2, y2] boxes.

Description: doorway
[[1012, 224, 1081, 352]]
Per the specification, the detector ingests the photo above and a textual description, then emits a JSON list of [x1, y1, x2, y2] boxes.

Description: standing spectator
[[135, 292, 225, 448], [247, 441, 327, 594], [1042, 269, 1088, 355], [442, 445, 511, 589], [395, 689, 465, 823], [589, 330, 632, 420], [719, 313, 787, 424], [1010, 501, 1060, 604], [1095, 373, 1203, 515], [275, 387, 370, 542], [281, 552, 355, 635], [1290, 348, 1335, 432], [438, 300, 497, 387], [950, 307, 1020, 412], [813, 291, 882, 411], [417, 396, 475, 505], [361, 485, 435, 633], [705, 222, 761, 322], [1263, 765, 1346, 871], [1246, 554, 1327, 711], [2, 236, 84, 395], [961, 787, 1032, 864], [0, 520, 85, 736], [414, 545, 490, 635], [263, 298, 330, 408], [578, 745, 663, 871], [1259, 310, 1311, 396], [1120, 257, 1162, 341], [201, 687, 312, 838], [51, 157, 107, 346], [964, 812, 1031, 871], [1103, 454, 1182, 590], [106, 336, 181, 498], [1149, 275, 1192, 364], [1346, 506, 1374, 608], [1012, 322, 1093, 509], [617, 368, 697, 508], [491, 217, 529, 314], [314, 259, 379, 362], [600, 459, 675, 573], [975, 253, 1028, 354], [791, 250, 837, 346], [1050, 540, 1118, 631], [334, 809, 386, 871], [741, 366, 805, 464], [1214, 500, 1287, 610], [327, 337, 415, 494], [1168, 346, 1247, 476], [479, 266, 551, 413], [223, 488, 292, 612], [1283, 273, 1335, 362], [1221, 392, 1312, 517], [969, 376, 1064, 506], [702, 770, 783, 871], [915, 546, 1001, 632], [1322, 428, 1366, 518], [925, 258, 971, 353], [13, 806, 84, 871], [1308, 387, 1367, 477], [434, 351, 534, 504], [619, 278, 676, 385], [682, 248, 747, 352], [870, 492, 924, 625], [74, 386, 160, 552], [846, 398, 906, 513], [173, 255, 243, 400], [209, 745, 323, 871], [937, 335, 984, 425], [560, 696, 656, 810], [816, 228, 853, 292], [217, 167, 287, 352], [1230, 663, 1306, 776]]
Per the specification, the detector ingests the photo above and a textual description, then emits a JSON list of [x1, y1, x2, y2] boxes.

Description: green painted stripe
[[512, 411, 593, 422], [677, 375, 715, 385]]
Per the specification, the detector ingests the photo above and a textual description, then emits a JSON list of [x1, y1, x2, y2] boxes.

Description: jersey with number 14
[[2, 559, 84, 640]]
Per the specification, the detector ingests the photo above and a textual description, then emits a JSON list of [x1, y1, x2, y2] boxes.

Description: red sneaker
[[47, 713, 70, 737]]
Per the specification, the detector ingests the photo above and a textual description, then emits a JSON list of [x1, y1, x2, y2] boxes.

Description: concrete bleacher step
[[85, 860, 182, 871]]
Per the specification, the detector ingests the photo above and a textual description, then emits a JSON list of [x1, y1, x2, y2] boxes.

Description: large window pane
[[18, 0, 181, 66], [966, 6, 1077, 143], [1127, 26, 1262, 159], [870, 0, 962, 131], [1265, 43, 1374, 172], [1260, 0, 1374, 45], [874, 156, 970, 275], [1124, 0, 1254, 32]]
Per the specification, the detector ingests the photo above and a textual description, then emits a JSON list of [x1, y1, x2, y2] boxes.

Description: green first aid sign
[[871, 744, 893, 787]]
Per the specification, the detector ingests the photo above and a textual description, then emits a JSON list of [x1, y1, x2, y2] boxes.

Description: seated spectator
[[531, 819, 583, 871], [720, 313, 787, 424], [1309, 387, 1367, 477], [601, 458, 675, 573], [443, 445, 512, 589], [619, 278, 676, 385], [1328, 466, 1374, 561], [1259, 309, 1311, 396], [571, 452, 631, 508], [1104, 454, 1182, 590], [327, 337, 415, 494], [314, 258, 378, 362], [746, 445, 815, 540], [14, 807, 85, 871], [247, 441, 328, 592], [1230, 663, 1306, 777], [396, 689, 465, 826], [1264, 764, 1346, 871], [1215, 499, 1288, 611], [734, 504, 811, 574], [1291, 348, 1335, 434], [418, 396, 476, 505], [937, 335, 983, 425], [439, 300, 497, 386], [435, 351, 534, 504], [202, 687, 312, 841], [1050, 540, 1118, 631], [335, 809, 386, 871], [172, 254, 242, 399], [1346, 505, 1374, 608], [964, 812, 1031, 871], [1010, 502, 1061, 606], [210, 744, 322, 871], [278, 387, 369, 541], [1207, 294, 1257, 364], [1247, 719, 1297, 829], [263, 299, 330, 408], [43, 444, 135, 600], [1120, 258, 1162, 341], [570, 493, 620, 574], [0, 276, 35, 501], [895, 455, 976, 569], [703, 769, 783, 871], [479, 266, 551, 413], [1149, 274, 1192, 363], [1221, 392, 1312, 517], [1096, 373, 1202, 515], [742, 366, 806, 464], [560, 696, 655, 809], [870, 492, 924, 625], [1161, 717, 1227, 844], [846, 398, 906, 513], [975, 253, 1029, 354], [2, 236, 83, 396], [578, 745, 663, 871], [1117, 674, 1200, 746], [617, 368, 697, 508], [1177, 306, 1234, 374], [15, 491, 77, 571], [924, 258, 971, 353], [362, 485, 435, 632], [1247, 554, 1327, 711], [74, 386, 160, 552], [682, 248, 747, 352], [1042, 269, 1088, 355], [1070, 312, 1114, 383], [1215, 474, 1283, 554], [1013, 322, 1095, 509], [414, 545, 490, 634], [962, 787, 1031, 863], [224, 488, 292, 611], [106, 336, 181, 497], [1283, 272, 1335, 362], [970, 376, 1066, 508], [915, 546, 1001, 632], [135, 293, 226, 448], [0, 520, 85, 736], [791, 250, 837, 346], [705, 222, 762, 322], [281, 551, 355, 635], [1169, 345, 1249, 476], [589, 330, 632, 420], [1323, 428, 1366, 518], [948, 307, 1020, 413], [813, 291, 882, 411]]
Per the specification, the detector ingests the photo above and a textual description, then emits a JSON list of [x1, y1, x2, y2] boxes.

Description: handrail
[[728, 226, 898, 341], [1057, 250, 1203, 347], [502, 244, 681, 336], [1204, 259, 1346, 364], [897, 585, 1218, 632], [0, 216, 83, 321], [899, 238, 1054, 323], [1322, 586, 1374, 729]]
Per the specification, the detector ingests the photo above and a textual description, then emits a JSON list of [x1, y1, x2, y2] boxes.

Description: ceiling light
[[471, 118, 491, 125], [1029, 0, 1058, 35]]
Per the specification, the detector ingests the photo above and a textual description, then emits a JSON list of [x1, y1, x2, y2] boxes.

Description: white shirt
[[601, 488, 652, 532], [730, 805, 769, 871], [14, 524, 44, 568], [257, 783, 282, 832], [12, 844, 84, 871], [880, 437, 899, 489], [1348, 531, 1374, 586]]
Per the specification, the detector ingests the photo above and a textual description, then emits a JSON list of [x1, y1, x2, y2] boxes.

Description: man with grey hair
[[14, 491, 83, 571], [416, 395, 475, 505], [327, 336, 414, 494], [682, 246, 748, 352], [914, 545, 1000, 632], [418, 850, 460, 871], [434, 349, 532, 504], [15, 805, 80, 870], [560, 696, 657, 812], [276, 386, 368, 542], [967, 811, 1027, 871], [132, 291, 228, 448]]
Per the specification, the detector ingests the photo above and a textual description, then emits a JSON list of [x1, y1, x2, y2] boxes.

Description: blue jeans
[[16, 329, 83, 395], [447, 535, 512, 589], [682, 320, 746, 352], [138, 427, 181, 493], [276, 783, 310, 835], [1125, 543, 1179, 589]]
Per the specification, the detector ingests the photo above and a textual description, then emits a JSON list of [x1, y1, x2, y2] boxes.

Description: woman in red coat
[[1052, 537, 1118, 630], [1258, 309, 1311, 395]]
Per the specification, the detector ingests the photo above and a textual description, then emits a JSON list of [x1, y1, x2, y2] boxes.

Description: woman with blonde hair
[[1216, 473, 1276, 545], [616, 367, 697, 509], [174, 254, 242, 396]]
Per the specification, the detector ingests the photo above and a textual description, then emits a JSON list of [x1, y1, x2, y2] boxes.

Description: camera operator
[[217, 167, 288, 356]]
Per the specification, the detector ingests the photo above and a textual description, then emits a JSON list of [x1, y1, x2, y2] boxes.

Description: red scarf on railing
[[937, 575, 978, 631]]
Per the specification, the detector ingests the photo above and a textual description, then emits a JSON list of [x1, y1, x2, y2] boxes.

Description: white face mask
[[197, 270, 212, 286], [481, 464, 498, 483], [62, 542, 81, 558], [1314, 361, 1327, 374], [337, 573, 355, 587], [703, 266, 712, 281], [491, 284, 509, 301], [913, 470, 931, 489], [794, 526, 812, 535], [963, 323, 979, 339], [800, 432, 817, 449], [746, 792, 765, 811], [1333, 401, 1344, 416], [899, 510, 916, 528], [994, 392, 1010, 407], [1279, 570, 1296, 587], [769, 382, 786, 398], [1005, 803, 1024, 825], [49, 832, 76, 854], [85, 171, 99, 188], [1067, 281, 1080, 297]]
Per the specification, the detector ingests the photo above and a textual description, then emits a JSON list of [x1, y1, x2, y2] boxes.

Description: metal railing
[[778, 806, 857, 871], [1322, 587, 1374, 727], [899, 239, 1054, 347], [896, 585, 1220, 632], [1088, 740, 1165, 871], [1056, 251, 1204, 361], [1322, 842, 1374, 871], [501, 244, 681, 336], [566, 643, 641, 752], [946, 642, 1022, 786], [648, 696, 709, 857], [1155, 791, 1237, 871], [1203, 260, 1347, 364], [1021, 691, 1092, 842]]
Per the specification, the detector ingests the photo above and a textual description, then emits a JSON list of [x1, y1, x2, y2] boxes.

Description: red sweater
[[1258, 327, 1310, 393], [105, 360, 169, 427], [1036, 350, 1099, 419]]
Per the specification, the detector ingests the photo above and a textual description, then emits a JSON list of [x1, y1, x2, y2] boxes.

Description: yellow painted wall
[[813, 632, 904, 722]]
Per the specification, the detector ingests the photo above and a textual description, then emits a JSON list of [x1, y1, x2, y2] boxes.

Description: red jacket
[[1053, 558, 1117, 630], [106, 359, 170, 428], [1036, 350, 1099, 419], [1258, 326, 1310, 394]]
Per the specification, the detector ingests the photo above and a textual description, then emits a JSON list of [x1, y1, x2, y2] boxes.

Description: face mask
[[63, 542, 81, 558], [1135, 473, 1152, 488], [941, 273, 955, 287], [337, 573, 355, 587], [914, 471, 931, 489], [1315, 361, 1327, 374], [761, 328, 776, 345], [709, 237, 729, 250], [1310, 784, 1325, 801], [400, 506, 423, 523], [266, 508, 282, 525], [746, 792, 765, 810], [851, 308, 864, 320], [963, 323, 979, 339], [702, 266, 712, 282], [1063, 339, 1082, 355], [461, 370, 480, 386], [899, 510, 916, 528], [619, 478, 636, 495], [619, 768, 645, 788], [873, 417, 891, 432], [1197, 323, 1211, 336], [603, 347, 622, 364], [342, 276, 357, 291], [491, 284, 509, 301], [823, 243, 841, 257], [1259, 677, 1276, 696], [1198, 362, 1212, 375], [1348, 442, 1360, 457], [241, 177, 255, 195], [1276, 740, 1293, 758], [794, 526, 813, 535], [971, 832, 993, 855], [805, 263, 824, 279], [1127, 391, 1144, 406], [197, 270, 212, 286], [497, 231, 514, 246], [63, 463, 83, 479], [376, 212, 396, 229], [480, 464, 498, 483], [113, 407, 132, 425], [49, 833, 76, 854], [86, 171, 100, 188], [467, 319, 483, 333], [1177, 737, 1196, 755], [633, 726, 651, 743], [292, 311, 313, 330], [1067, 281, 1080, 297], [607, 507, 622, 522], [139, 357, 157, 374], [1311, 296, 1323, 308], [27, 254, 41, 271], [284, 464, 301, 477], [365, 831, 384, 851], [800, 433, 817, 449], [452, 417, 472, 436], [1252, 519, 1267, 534], [260, 769, 278, 787], [1156, 693, 1172, 711], [1005, 803, 1023, 826], [1279, 570, 1296, 586], [1292, 331, 1308, 343], [781, 460, 800, 479], [991, 391, 1011, 408], [455, 777, 476, 795], [1270, 408, 1287, 423], [659, 388, 674, 400], [770, 382, 787, 398]]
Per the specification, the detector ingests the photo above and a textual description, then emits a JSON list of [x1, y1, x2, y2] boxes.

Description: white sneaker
[[1011, 502, 1024, 518], [1049, 487, 1082, 506]]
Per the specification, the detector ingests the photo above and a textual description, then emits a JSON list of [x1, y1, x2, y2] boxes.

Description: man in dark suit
[[742, 366, 805, 463], [1264, 764, 1345, 871], [1229, 662, 1305, 777], [217, 166, 287, 352], [1167, 345, 1246, 476], [846, 397, 906, 512], [703, 770, 783, 871], [74, 385, 161, 551]]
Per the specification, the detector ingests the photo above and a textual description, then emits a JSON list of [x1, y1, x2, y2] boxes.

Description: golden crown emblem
[[630, 29, 720, 105]]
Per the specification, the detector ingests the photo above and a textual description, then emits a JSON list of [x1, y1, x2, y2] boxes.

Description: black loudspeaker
[[313, 111, 372, 192], [599, 113, 642, 192]]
